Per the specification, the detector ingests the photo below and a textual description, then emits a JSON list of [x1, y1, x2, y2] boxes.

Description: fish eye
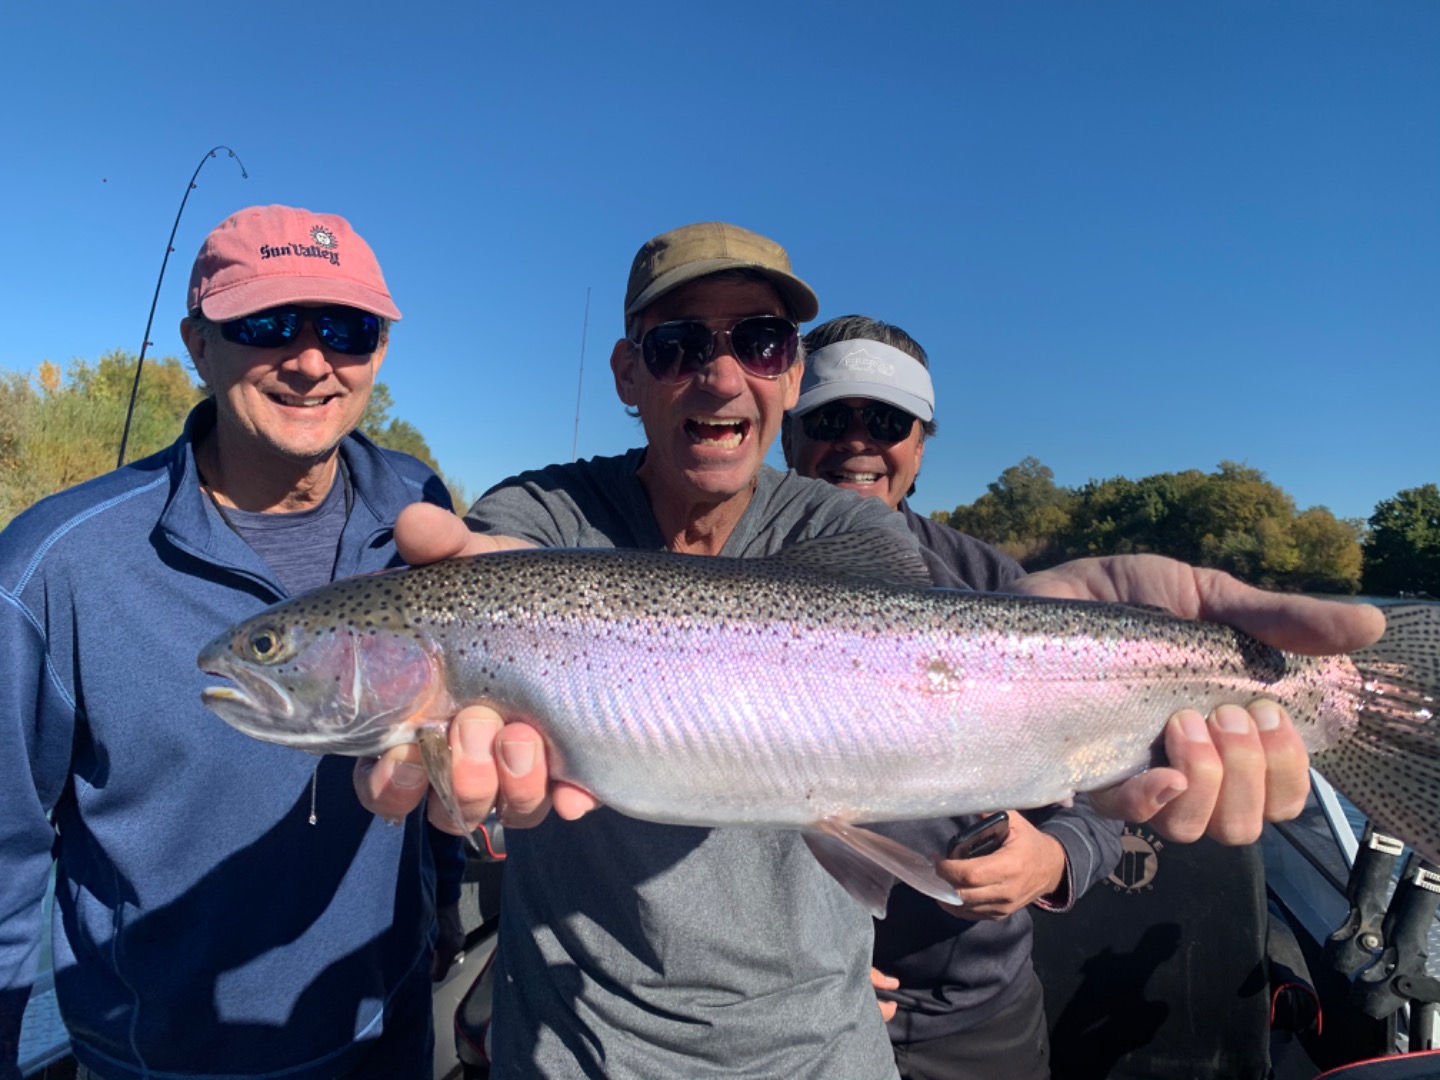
[[247, 626, 285, 662]]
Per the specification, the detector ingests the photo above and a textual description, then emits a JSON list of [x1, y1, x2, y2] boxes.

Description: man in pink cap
[[0, 205, 457, 1080]]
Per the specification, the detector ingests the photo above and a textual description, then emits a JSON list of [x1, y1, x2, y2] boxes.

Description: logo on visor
[[311, 225, 337, 248], [837, 347, 895, 377]]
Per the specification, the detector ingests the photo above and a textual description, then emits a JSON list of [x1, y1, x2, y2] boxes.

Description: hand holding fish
[[353, 503, 600, 833], [392, 502, 532, 565], [1014, 554, 1386, 845], [934, 814, 1068, 920], [352, 705, 596, 834]]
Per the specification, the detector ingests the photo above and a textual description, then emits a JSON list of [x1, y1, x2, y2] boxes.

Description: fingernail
[[1176, 709, 1210, 743], [499, 738, 535, 778], [1154, 784, 1186, 808], [391, 761, 426, 790], [460, 716, 502, 763], [1250, 699, 1283, 732], [1213, 704, 1253, 735]]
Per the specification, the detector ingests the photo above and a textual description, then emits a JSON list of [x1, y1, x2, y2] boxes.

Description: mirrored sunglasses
[[219, 305, 382, 356], [634, 315, 799, 384], [800, 401, 918, 444]]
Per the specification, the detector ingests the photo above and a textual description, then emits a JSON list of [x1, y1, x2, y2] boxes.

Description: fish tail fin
[[1314, 603, 1440, 864], [802, 818, 962, 918], [417, 726, 481, 852]]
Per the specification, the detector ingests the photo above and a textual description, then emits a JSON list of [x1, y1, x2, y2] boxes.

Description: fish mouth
[[198, 643, 298, 734]]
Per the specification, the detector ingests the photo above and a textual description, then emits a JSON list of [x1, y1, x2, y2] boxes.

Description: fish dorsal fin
[[802, 818, 963, 918], [766, 528, 932, 589]]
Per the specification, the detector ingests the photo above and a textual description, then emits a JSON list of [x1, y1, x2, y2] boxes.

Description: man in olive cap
[[370, 223, 1384, 1079]]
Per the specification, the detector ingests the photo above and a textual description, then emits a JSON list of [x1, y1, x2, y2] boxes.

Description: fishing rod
[[116, 146, 248, 468], [571, 286, 591, 462]]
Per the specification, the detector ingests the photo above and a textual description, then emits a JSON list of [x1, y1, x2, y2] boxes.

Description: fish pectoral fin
[[803, 818, 963, 919], [416, 727, 480, 852]]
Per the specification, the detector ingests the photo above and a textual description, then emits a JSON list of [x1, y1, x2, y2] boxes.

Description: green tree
[[0, 353, 202, 528], [1062, 471, 1210, 562], [1362, 485, 1440, 597], [938, 458, 1364, 590], [1186, 462, 1298, 583], [361, 382, 468, 510], [0, 372, 42, 525], [944, 457, 1073, 566], [1287, 507, 1364, 594]]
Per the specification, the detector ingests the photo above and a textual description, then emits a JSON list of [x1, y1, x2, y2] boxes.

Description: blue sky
[[2, 1, 1435, 523]]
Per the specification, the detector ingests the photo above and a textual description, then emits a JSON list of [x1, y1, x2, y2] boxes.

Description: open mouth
[[199, 674, 292, 719], [685, 416, 748, 448], [198, 647, 297, 726], [826, 470, 886, 485], [267, 392, 335, 409]]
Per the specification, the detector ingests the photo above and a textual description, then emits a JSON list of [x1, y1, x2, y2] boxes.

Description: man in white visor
[[783, 315, 1124, 1080]]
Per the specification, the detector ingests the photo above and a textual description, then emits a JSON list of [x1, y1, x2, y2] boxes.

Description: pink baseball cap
[[187, 204, 402, 321]]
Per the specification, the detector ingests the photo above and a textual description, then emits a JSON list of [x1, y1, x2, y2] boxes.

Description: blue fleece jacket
[[0, 400, 453, 1080]]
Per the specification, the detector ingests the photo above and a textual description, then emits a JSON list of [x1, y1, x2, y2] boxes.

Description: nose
[[284, 324, 335, 381], [837, 409, 873, 448], [691, 343, 747, 397]]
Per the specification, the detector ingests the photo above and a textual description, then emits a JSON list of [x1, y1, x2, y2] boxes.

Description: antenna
[[571, 286, 591, 462], [116, 146, 248, 468]]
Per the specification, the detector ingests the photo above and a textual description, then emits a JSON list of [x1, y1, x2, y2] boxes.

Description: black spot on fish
[[1237, 632, 1288, 684]]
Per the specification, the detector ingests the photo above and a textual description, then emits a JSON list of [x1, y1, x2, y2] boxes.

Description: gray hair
[[624, 268, 803, 343]]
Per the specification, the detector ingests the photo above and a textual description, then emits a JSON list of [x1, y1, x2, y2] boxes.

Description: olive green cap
[[624, 222, 820, 322]]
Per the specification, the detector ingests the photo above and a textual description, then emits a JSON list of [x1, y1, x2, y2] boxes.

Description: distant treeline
[[0, 350, 466, 529], [932, 457, 1440, 598], [9, 357, 1434, 598]]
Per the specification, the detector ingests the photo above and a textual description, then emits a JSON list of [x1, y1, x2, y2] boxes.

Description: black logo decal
[[1107, 824, 1164, 894]]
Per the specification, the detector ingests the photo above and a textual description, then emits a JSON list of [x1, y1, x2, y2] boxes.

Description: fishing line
[[571, 286, 591, 462], [116, 146, 249, 468], [309, 762, 320, 826]]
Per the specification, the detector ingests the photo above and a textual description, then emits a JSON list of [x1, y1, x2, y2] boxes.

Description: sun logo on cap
[[311, 226, 337, 248]]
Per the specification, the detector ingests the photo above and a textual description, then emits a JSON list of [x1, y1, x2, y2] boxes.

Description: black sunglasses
[[219, 305, 382, 356], [800, 401, 918, 444], [633, 316, 799, 384]]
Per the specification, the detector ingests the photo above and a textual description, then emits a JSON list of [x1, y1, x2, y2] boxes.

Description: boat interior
[[18, 773, 1440, 1079]]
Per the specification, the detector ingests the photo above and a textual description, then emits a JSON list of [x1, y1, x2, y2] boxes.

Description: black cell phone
[[946, 812, 1010, 860]]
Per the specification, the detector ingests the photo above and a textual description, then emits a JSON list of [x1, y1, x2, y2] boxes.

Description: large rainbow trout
[[198, 533, 1440, 916]]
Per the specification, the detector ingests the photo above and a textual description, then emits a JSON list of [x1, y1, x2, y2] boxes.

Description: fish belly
[[449, 614, 1332, 828]]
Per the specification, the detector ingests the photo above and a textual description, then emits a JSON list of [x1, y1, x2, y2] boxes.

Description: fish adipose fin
[[417, 726, 480, 852], [803, 818, 963, 919], [767, 529, 933, 589], [1314, 603, 1440, 864]]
